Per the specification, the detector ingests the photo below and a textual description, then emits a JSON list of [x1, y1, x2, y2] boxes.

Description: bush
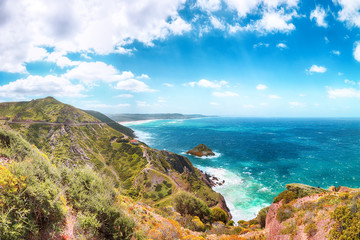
[[330, 205, 360, 239], [276, 204, 294, 222], [273, 190, 297, 204], [257, 206, 269, 228], [173, 191, 212, 223], [212, 207, 228, 223], [304, 223, 317, 237], [190, 216, 205, 231], [66, 166, 135, 239], [227, 220, 235, 226]]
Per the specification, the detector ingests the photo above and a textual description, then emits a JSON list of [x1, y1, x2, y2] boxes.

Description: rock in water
[[186, 144, 215, 157]]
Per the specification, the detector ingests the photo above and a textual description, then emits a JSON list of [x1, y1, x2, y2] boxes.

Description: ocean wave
[[133, 130, 154, 145], [194, 165, 270, 222]]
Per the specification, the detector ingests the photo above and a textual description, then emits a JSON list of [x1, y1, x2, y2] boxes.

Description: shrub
[[190, 216, 205, 231], [304, 223, 317, 237], [257, 206, 269, 228], [330, 205, 360, 239], [212, 207, 228, 223], [173, 192, 212, 223], [227, 220, 235, 226], [276, 204, 294, 222], [273, 190, 297, 204], [66, 166, 135, 239], [147, 219, 181, 240]]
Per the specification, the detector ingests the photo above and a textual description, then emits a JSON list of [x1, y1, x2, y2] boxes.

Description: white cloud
[[325, 36, 330, 43], [289, 101, 306, 107], [46, 51, 80, 68], [116, 94, 134, 98], [253, 42, 270, 48], [210, 16, 225, 30], [0, 75, 85, 98], [298, 93, 306, 97], [268, 94, 281, 99], [210, 102, 220, 106], [163, 83, 174, 87], [224, 0, 298, 17], [335, 0, 360, 28], [310, 6, 328, 27], [276, 43, 288, 49], [234, 9, 297, 34], [354, 41, 360, 62], [331, 50, 341, 56], [196, 0, 221, 12], [344, 79, 356, 85], [256, 84, 268, 90], [212, 91, 239, 97], [63, 62, 128, 85], [328, 87, 360, 99], [307, 65, 327, 74], [0, 0, 191, 73], [138, 74, 150, 79], [188, 79, 228, 88], [115, 79, 156, 92], [338, 72, 344, 76]]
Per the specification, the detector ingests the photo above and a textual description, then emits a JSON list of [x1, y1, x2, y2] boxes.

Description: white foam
[[133, 130, 154, 145], [195, 165, 270, 222]]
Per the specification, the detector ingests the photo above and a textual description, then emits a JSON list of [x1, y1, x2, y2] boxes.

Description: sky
[[0, 0, 360, 117]]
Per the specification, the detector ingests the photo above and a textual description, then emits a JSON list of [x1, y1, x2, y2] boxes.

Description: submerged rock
[[186, 144, 215, 157]]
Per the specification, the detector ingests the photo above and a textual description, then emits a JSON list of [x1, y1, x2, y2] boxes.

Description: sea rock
[[186, 144, 215, 157]]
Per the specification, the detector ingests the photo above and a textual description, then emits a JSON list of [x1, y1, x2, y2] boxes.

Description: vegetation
[[277, 204, 294, 222], [0, 127, 134, 239], [257, 206, 269, 228], [212, 207, 228, 224], [273, 190, 297, 204], [173, 192, 212, 223], [84, 110, 135, 138]]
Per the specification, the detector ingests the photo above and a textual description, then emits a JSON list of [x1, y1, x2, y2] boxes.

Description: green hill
[[0, 96, 98, 123], [83, 110, 135, 138], [0, 97, 229, 217]]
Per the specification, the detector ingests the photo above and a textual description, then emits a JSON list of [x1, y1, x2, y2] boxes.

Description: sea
[[122, 117, 360, 222]]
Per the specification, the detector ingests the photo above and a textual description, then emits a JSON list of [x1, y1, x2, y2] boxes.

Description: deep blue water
[[123, 117, 360, 221]]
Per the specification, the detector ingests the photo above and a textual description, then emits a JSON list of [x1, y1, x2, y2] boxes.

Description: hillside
[[0, 97, 229, 217], [109, 113, 211, 122], [1, 97, 358, 239], [83, 109, 135, 138]]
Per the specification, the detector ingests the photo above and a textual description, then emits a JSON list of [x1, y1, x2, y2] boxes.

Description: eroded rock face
[[186, 144, 215, 157]]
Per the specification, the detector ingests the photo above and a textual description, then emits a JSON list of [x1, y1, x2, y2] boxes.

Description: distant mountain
[[109, 113, 213, 122]]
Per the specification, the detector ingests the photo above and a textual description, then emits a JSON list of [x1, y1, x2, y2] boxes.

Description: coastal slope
[[0, 97, 229, 216]]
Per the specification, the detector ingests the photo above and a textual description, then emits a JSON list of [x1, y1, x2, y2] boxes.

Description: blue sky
[[0, 0, 360, 117]]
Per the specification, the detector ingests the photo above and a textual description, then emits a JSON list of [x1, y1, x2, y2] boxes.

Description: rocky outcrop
[[161, 150, 195, 173], [186, 144, 215, 157]]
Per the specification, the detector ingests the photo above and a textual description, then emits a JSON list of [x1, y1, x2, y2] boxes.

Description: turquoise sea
[[123, 117, 360, 222]]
